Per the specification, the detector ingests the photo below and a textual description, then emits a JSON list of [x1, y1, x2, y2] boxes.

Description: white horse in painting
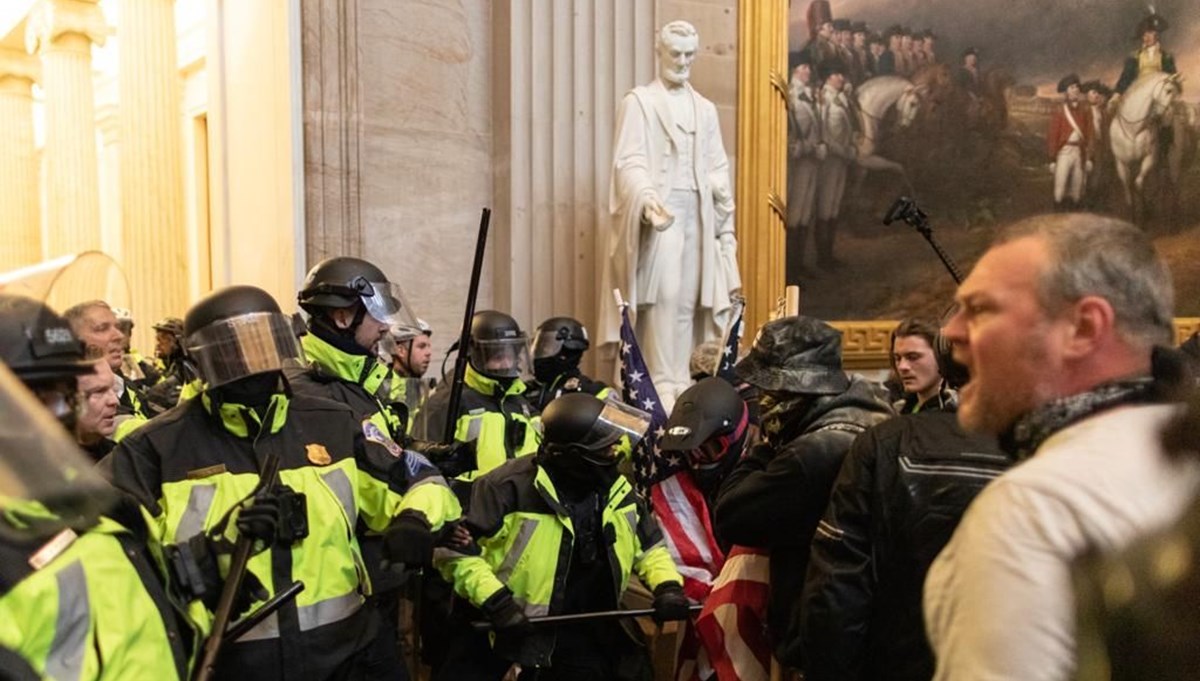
[[854, 75, 925, 173], [1110, 71, 1182, 222]]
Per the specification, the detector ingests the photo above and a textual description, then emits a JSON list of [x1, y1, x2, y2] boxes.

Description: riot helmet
[[659, 377, 749, 484], [540, 392, 652, 467], [152, 316, 185, 360], [532, 317, 590, 359], [469, 310, 531, 380], [0, 294, 91, 384], [297, 256, 420, 336], [0, 361, 115, 541], [184, 286, 304, 389]]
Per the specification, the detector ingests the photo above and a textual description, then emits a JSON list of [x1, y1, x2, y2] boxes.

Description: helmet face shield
[[594, 398, 653, 451], [532, 330, 567, 360], [469, 336, 531, 380], [186, 312, 304, 388], [361, 280, 420, 332], [0, 363, 115, 541]]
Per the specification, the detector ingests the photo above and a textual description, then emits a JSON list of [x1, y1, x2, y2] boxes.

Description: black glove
[[652, 582, 691, 623], [480, 588, 533, 636], [383, 512, 434, 568], [411, 439, 477, 478], [235, 494, 281, 547]]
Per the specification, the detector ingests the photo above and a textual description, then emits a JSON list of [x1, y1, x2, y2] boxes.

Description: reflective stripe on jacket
[[436, 456, 682, 667], [109, 389, 457, 677], [411, 365, 541, 481], [0, 517, 190, 680]]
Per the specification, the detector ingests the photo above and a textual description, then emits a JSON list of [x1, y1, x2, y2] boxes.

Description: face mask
[[533, 355, 576, 383]]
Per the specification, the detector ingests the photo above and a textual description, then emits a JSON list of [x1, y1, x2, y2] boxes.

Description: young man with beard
[[924, 214, 1200, 680], [714, 316, 893, 670]]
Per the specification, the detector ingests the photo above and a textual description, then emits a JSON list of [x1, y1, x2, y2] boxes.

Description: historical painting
[[785, 0, 1200, 320]]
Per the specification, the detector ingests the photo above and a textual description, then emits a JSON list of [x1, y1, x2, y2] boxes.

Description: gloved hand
[[235, 494, 281, 548], [412, 439, 477, 478], [652, 582, 691, 624], [383, 512, 434, 568], [481, 588, 533, 636]]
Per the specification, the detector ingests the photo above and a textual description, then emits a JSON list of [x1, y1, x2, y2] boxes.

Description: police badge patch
[[361, 419, 439, 479], [362, 420, 405, 458]]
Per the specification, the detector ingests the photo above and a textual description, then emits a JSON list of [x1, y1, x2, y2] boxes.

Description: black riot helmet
[[532, 316, 591, 360], [297, 256, 420, 335], [469, 310, 531, 380], [184, 285, 305, 389], [541, 393, 652, 466], [0, 294, 91, 384]]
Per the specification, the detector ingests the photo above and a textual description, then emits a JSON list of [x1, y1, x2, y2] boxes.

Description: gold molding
[[831, 318, 1200, 371], [735, 0, 787, 336]]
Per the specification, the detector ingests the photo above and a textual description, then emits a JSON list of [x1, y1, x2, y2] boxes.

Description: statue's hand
[[644, 197, 675, 231], [718, 232, 737, 257]]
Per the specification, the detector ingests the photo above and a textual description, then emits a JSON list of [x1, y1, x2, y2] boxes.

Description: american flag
[[617, 301, 728, 680], [714, 297, 745, 384]]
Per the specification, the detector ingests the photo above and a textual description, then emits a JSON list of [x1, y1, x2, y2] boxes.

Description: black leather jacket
[[800, 406, 1013, 680], [714, 375, 894, 666]]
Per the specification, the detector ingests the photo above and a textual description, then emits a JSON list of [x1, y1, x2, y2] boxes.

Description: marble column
[[493, 0, 656, 362], [118, 0, 187, 333], [0, 48, 42, 270], [26, 0, 107, 257]]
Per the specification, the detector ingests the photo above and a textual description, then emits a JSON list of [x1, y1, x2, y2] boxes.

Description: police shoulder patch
[[362, 419, 405, 459]]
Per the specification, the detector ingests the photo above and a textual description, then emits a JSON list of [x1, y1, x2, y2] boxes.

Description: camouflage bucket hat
[[734, 316, 849, 395]]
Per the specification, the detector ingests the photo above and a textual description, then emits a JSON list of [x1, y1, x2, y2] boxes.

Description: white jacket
[[924, 404, 1200, 681]]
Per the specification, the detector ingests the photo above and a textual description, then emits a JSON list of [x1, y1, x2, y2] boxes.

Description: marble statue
[[600, 20, 741, 411]]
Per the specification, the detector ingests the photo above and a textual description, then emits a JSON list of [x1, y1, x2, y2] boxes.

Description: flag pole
[[612, 288, 627, 311]]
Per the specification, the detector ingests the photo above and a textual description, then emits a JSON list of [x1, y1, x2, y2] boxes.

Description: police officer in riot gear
[[412, 310, 540, 488], [435, 393, 688, 680], [291, 256, 467, 679], [141, 316, 202, 414], [108, 285, 460, 680], [0, 291, 196, 679], [524, 316, 612, 411]]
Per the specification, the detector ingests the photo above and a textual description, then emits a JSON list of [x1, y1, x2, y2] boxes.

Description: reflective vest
[[297, 333, 403, 437], [0, 517, 191, 680], [411, 365, 541, 481], [109, 390, 459, 678], [436, 457, 682, 667]]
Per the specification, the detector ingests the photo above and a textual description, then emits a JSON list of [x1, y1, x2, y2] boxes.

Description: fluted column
[[26, 0, 107, 257], [118, 0, 186, 335], [494, 0, 656, 372], [0, 48, 42, 270]]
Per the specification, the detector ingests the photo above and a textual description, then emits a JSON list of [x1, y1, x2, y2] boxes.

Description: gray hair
[[62, 300, 113, 335], [658, 20, 698, 48], [996, 214, 1174, 349]]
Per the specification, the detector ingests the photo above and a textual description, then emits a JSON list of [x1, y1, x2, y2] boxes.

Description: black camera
[[275, 488, 309, 545]]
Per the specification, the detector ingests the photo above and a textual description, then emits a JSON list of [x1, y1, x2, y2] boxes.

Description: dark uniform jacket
[[714, 376, 893, 667], [109, 389, 456, 680], [799, 407, 1013, 681]]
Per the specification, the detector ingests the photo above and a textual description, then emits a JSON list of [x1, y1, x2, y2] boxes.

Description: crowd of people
[[5, 208, 1200, 680]]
